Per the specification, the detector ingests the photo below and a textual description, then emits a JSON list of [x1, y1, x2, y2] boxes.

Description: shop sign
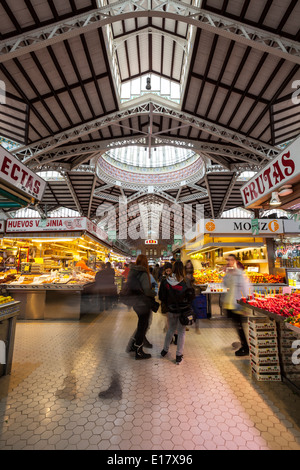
[[0, 220, 5, 233], [241, 138, 300, 208], [5, 217, 110, 243], [283, 219, 300, 233], [6, 217, 86, 233], [145, 239, 158, 245], [0, 146, 46, 201], [86, 219, 109, 242], [204, 219, 283, 235]]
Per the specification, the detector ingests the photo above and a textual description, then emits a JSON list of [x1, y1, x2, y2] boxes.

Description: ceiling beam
[[0, 2, 299, 64], [61, 172, 83, 216], [217, 172, 240, 218], [14, 96, 277, 164], [204, 173, 215, 219]]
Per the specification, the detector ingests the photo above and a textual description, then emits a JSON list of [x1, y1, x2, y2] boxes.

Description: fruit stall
[[0, 217, 126, 320], [239, 293, 300, 391]]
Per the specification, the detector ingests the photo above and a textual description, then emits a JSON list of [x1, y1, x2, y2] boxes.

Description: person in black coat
[[95, 262, 117, 310], [160, 261, 195, 365], [126, 255, 156, 360]]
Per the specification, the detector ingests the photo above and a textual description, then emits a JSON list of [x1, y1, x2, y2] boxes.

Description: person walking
[[184, 260, 194, 287], [153, 263, 160, 282], [222, 254, 251, 357], [158, 262, 173, 334], [101, 262, 117, 310], [160, 261, 195, 365], [126, 255, 156, 360]]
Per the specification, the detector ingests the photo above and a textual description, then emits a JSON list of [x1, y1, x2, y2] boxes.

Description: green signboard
[[251, 219, 260, 236]]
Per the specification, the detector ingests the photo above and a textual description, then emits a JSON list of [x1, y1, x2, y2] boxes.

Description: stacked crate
[[278, 323, 300, 385], [248, 318, 281, 382]]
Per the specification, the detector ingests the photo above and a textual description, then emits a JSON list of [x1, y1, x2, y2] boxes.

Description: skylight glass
[[121, 73, 181, 104], [106, 146, 197, 168]]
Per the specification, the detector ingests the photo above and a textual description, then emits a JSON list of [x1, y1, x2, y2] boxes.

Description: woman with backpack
[[126, 255, 156, 360], [160, 261, 195, 365]]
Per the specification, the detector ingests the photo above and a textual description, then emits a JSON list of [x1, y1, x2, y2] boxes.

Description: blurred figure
[[184, 260, 195, 287], [149, 267, 158, 294], [122, 263, 130, 280], [126, 255, 156, 359], [96, 262, 117, 310], [159, 262, 173, 334], [160, 261, 195, 365], [76, 257, 94, 273], [222, 254, 251, 357], [153, 263, 160, 282]]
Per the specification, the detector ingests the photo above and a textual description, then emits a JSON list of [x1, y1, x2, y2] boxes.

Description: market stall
[[180, 218, 287, 317], [0, 217, 127, 320], [239, 292, 300, 391]]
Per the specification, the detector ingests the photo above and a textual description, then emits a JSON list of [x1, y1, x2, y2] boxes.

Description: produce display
[[246, 272, 285, 284], [193, 269, 225, 284], [193, 269, 285, 285], [0, 295, 15, 305], [285, 314, 300, 329], [242, 293, 300, 318]]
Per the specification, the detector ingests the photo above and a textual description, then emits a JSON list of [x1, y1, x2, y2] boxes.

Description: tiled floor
[[0, 304, 300, 450]]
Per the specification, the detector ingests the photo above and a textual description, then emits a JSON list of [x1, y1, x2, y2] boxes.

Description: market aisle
[[0, 305, 300, 451]]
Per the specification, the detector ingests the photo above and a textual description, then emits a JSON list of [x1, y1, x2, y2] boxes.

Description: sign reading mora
[[0, 146, 46, 201], [240, 138, 300, 208]]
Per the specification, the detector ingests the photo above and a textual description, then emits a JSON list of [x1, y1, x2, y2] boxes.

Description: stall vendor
[[76, 258, 94, 273]]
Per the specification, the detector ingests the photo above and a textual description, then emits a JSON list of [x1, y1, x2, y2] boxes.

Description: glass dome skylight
[[105, 146, 197, 169]]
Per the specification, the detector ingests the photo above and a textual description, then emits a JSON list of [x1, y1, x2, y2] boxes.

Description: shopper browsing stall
[[160, 261, 195, 365]]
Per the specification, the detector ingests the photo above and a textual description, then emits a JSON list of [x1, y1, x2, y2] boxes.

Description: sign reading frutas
[[0, 146, 46, 201], [240, 138, 300, 208]]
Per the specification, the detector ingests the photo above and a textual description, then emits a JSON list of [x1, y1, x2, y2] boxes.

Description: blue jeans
[[163, 312, 186, 357]]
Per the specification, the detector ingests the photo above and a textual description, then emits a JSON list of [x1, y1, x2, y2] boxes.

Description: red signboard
[[241, 138, 300, 208]]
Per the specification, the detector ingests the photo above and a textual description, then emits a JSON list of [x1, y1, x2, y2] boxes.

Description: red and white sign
[[241, 138, 300, 208], [5, 217, 110, 244], [6, 217, 85, 233], [145, 239, 158, 245], [0, 146, 46, 201]]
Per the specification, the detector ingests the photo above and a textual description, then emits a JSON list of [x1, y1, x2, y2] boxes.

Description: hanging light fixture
[[278, 185, 293, 197], [270, 192, 281, 206], [146, 76, 151, 90]]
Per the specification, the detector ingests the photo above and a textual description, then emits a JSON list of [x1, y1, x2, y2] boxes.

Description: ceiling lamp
[[146, 77, 151, 90], [270, 192, 281, 206], [278, 185, 293, 197]]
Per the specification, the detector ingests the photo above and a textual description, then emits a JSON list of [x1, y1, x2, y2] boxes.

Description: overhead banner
[[240, 138, 300, 208], [5, 217, 110, 243], [283, 220, 300, 234], [204, 219, 283, 235], [0, 146, 46, 201]]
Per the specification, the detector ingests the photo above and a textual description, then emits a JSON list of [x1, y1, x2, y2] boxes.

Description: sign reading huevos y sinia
[[240, 138, 300, 208], [0, 146, 46, 201]]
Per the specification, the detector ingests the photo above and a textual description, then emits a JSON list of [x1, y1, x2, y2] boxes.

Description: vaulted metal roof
[[0, 0, 299, 245]]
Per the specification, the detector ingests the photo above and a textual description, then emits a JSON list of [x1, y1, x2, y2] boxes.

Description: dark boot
[[235, 347, 249, 357], [143, 337, 153, 349], [135, 344, 151, 360], [126, 337, 136, 353]]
